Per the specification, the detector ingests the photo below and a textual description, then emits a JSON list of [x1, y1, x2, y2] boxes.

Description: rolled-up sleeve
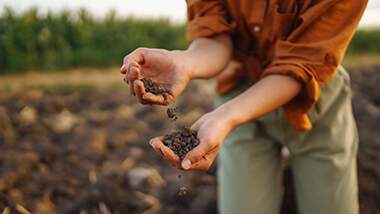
[[186, 0, 235, 42], [261, 0, 367, 131]]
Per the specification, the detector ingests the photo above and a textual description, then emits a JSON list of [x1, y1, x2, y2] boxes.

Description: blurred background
[[0, 0, 379, 213]]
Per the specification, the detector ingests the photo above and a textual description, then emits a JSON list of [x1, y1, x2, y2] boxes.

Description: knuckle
[[129, 69, 137, 78], [135, 47, 146, 53], [128, 63, 139, 72], [123, 55, 129, 63]]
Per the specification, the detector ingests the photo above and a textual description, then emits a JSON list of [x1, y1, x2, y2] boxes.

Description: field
[[0, 65, 379, 214]]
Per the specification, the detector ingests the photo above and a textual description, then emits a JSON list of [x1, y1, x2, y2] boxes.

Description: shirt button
[[253, 25, 261, 33]]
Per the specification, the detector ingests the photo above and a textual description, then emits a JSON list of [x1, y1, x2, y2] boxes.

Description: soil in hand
[[141, 78, 170, 100], [162, 127, 200, 160], [166, 107, 178, 121]]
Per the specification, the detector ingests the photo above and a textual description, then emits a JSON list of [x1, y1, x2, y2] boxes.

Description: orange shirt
[[186, 0, 367, 131]]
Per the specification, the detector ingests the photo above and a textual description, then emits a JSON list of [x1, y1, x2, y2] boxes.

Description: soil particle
[[162, 127, 200, 160], [166, 107, 178, 121], [178, 186, 188, 196]]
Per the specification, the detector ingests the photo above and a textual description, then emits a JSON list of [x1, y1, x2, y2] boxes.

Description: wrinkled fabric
[[216, 66, 359, 214], [186, 0, 367, 131]]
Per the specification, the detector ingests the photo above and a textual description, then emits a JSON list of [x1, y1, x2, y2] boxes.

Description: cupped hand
[[149, 108, 236, 171], [121, 48, 191, 105]]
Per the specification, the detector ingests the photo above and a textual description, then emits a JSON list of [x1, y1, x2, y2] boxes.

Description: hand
[[149, 107, 237, 170], [121, 48, 191, 105]]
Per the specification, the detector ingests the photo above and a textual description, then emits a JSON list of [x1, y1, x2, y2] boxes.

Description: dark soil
[[350, 67, 380, 214], [162, 127, 200, 160], [141, 78, 170, 100], [0, 81, 215, 214], [166, 107, 178, 121], [178, 187, 189, 196]]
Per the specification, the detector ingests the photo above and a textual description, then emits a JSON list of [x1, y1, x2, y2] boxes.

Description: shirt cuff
[[260, 63, 320, 131]]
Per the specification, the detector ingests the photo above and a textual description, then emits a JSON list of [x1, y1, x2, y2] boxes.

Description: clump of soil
[[166, 107, 178, 121], [141, 78, 170, 100], [178, 186, 188, 196], [162, 127, 200, 159]]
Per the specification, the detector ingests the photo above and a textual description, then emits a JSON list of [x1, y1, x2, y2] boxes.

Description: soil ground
[[0, 66, 379, 213]]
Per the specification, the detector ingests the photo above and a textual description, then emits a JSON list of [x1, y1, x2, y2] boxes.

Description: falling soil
[[141, 78, 195, 198], [141, 78, 170, 101], [162, 127, 200, 160], [178, 187, 189, 196], [176, 173, 189, 197], [166, 107, 178, 121]]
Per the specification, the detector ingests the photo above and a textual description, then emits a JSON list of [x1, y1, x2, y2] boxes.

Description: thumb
[[181, 137, 213, 170], [190, 114, 206, 131], [190, 119, 201, 131]]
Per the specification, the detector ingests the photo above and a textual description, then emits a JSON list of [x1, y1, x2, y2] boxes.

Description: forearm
[[176, 34, 233, 79], [215, 75, 302, 129]]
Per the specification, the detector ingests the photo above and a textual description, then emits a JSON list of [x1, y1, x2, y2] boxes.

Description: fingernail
[[149, 140, 156, 149], [182, 159, 191, 170]]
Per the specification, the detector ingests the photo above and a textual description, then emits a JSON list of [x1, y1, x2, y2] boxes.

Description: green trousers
[[216, 66, 359, 214]]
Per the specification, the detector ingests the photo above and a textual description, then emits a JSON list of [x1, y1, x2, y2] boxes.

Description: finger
[[181, 139, 214, 170], [125, 65, 141, 96], [142, 92, 174, 106], [123, 74, 136, 96], [120, 64, 127, 74], [129, 63, 142, 79], [149, 137, 164, 154], [121, 48, 145, 74], [126, 64, 141, 85], [120, 58, 136, 74], [142, 93, 164, 104], [149, 137, 181, 168], [158, 142, 181, 165], [129, 80, 135, 96], [190, 118, 203, 131], [133, 80, 148, 104], [188, 151, 217, 171]]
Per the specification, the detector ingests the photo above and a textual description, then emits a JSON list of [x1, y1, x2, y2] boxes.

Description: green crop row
[[0, 8, 379, 73], [0, 8, 186, 73]]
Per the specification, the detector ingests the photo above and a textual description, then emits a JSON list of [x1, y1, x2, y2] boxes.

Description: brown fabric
[[186, 0, 367, 131]]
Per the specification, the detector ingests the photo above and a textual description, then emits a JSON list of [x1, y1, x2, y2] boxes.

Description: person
[[120, 0, 368, 213]]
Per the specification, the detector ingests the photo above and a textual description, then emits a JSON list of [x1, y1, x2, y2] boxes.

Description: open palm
[[121, 48, 190, 105]]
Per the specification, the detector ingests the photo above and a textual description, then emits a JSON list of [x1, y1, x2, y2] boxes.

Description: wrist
[[212, 102, 244, 132], [171, 50, 197, 80]]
